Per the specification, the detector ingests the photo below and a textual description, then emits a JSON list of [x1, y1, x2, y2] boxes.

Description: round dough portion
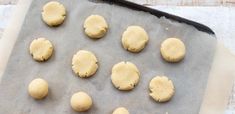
[[111, 61, 140, 91], [70, 92, 92, 112], [72, 50, 98, 78], [149, 76, 174, 102], [160, 38, 186, 62], [122, 26, 149, 52], [29, 38, 53, 61], [113, 107, 130, 114], [42, 1, 66, 26], [28, 78, 48, 99], [84, 15, 108, 39]]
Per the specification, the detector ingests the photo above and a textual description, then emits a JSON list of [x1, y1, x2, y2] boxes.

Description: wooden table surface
[[130, 0, 235, 6], [0, 0, 235, 5]]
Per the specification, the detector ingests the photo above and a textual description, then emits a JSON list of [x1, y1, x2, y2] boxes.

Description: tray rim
[[103, 0, 216, 36]]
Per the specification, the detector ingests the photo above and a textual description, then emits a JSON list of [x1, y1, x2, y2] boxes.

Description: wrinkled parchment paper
[[0, 0, 226, 114]]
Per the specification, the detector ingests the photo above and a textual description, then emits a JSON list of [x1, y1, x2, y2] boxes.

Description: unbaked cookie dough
[[84, 15, 108, 39], [28, 78, 48, 99], [111, 61, 140, 91], [70, 91, 92, 112], [42, 1, 66, 26], [113, 107, 130, 114], [72, 50, 98, 78], [29, 38, 53, 61], [122, 26, 149, 52], [149, 76, 174, 102], [160, 38, 186, 62]]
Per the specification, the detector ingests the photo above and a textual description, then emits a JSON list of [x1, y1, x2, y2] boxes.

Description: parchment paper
[[0, 0, 218, 114], [199, 43, 235, 114]]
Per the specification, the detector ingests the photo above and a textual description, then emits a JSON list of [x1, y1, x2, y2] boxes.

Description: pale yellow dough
[[160, 38, 186, 62], [111, 61, 140, 91], [72, 50, 98, 78], [149, 76, 175, 102], [29, 38, 53, 61], [113, 107, 130, 114], [42, 1, 66, 26], [122, 26, 149, 52], [28, 78, 48, 99], [70, 91, 92, 112], [84, 15, 108, 39]]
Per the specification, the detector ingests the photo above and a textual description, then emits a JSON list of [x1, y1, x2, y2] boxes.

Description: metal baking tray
[[99, 0, 215, 35], [0, 0, 217, 114]]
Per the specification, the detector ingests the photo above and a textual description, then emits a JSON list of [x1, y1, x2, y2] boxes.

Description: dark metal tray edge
[[102, 0, 215, 35]]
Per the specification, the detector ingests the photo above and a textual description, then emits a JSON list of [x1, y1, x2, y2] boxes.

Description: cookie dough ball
[[28, 78, 48, 99], [111, 61, 140, 91], [29, 38, 53, 62], [72, 50, 98, 78], [149, 76, 174, 102], [113, 107, 130, 114], [70, 92, 92, 112], [42, 1, 66, 26], [122, 26, 149, 53], [84, 15, 108, 39], [160, 38, 186, 62]]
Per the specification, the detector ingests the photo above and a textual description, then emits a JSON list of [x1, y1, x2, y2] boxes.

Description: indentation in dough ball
[[29, 38, 53, 62], [84, 15, 108, 39], [72, 50, 98, 78], [160, 38, 186, 62], [111, 61, 140, 91], [28, 78, 48, 99], [122, 26, 149, 52], [70, 91, 93, 112], [149, 76, 175, 102], [42, 1, 66, 26]]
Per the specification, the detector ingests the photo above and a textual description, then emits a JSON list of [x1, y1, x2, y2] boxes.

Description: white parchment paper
[[0, 0, 219, 114]]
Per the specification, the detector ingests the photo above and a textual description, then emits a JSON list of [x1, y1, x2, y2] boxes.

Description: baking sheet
[[0, 0, 217, 114]]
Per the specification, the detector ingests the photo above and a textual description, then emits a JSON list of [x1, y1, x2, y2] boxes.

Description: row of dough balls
[[28, 79, 129, 113], [28, 75, 174, 112], [41, 1, 148, 53], [29, 37, 186, 63]]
